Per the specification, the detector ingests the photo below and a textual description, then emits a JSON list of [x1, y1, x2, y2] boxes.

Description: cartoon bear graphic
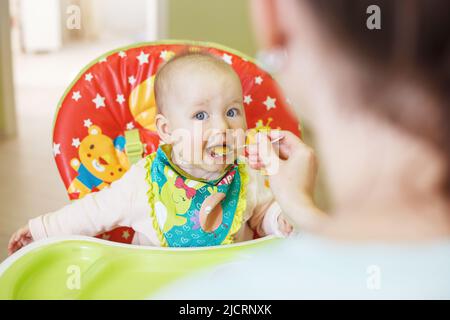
[[68, 125, 128, 199]]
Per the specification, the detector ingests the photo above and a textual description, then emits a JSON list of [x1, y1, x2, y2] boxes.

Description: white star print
[[122, 230, 130, 240], [53, 143, 61, 156], [72, 159, 80, 167], [116, 94, 125, 104], [128, 76, 136, 85], [244, 95, 253, 105], [92, 94, 105, 109], [118, 51, 127, 58], [255, 76, 263, 85], [160, 50, 173, 61], [263, 96, 277, 110], [136, 51, 149, 65], [126, 122, 135, 130], [72, 138, 81, 148], [83, 119, 92, 128], [222, 53, 233, 65], [72, 91, 81, 101], [85, 73, 93, 82]]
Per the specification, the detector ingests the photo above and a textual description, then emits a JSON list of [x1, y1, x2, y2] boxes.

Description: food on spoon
[[246, 128, 259, 146], [246, 120, 274, 176], [211, 145, 230, 157]]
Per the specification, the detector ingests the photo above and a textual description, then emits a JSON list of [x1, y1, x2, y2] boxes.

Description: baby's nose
[[207, 131, 227, 146], [210, 116, 230, 132]]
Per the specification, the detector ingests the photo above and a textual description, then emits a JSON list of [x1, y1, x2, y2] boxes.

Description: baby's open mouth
[[207, 144, 231, 158]]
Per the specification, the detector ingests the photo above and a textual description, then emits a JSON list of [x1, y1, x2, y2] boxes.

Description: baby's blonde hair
[[154, 51, 238, 114]]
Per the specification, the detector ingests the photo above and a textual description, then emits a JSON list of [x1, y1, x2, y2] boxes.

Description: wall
[[166, 0, 257, 56], [56, 0, 151, 42], [88, 0, 149, 40], [0, 0, 17, 137]]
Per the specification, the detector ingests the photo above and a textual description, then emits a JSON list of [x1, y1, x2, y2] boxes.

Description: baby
[[8, 52, 293, 254]]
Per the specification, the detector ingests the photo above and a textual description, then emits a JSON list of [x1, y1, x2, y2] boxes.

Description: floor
[[0, 39, 132, 260]]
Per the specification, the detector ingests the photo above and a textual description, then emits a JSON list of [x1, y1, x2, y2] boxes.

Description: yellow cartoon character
[[246, 117, 274, 145], [154, 167, 198, 233], [128, 50, 175, 131], [68, 125, 128, 198], [246, 118, 280, 178]]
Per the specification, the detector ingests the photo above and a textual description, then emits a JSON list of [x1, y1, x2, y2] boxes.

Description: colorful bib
[[145, 146, 248, 247]]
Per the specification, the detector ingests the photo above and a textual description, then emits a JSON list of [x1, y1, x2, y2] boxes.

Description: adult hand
[[248, 130, 326, 231]]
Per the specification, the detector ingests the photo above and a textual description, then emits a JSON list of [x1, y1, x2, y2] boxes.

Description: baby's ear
[[155, 113, 172, 144]]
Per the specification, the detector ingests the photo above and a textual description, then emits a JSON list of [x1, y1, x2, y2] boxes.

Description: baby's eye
[[193, 111, 209, 121], [226, 107, 239, 118]]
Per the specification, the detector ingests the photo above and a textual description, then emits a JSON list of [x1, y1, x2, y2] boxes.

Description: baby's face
[[161, 66, 247, 173]]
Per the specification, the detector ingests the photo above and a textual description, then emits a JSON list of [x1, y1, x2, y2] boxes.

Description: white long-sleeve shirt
[[29, 157, 283, 246]]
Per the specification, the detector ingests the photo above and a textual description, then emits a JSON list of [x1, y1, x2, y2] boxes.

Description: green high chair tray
[[0, 236, 280, 299]]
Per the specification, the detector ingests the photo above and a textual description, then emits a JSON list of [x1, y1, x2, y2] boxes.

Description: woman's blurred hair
[[304, 0, 449, 196]]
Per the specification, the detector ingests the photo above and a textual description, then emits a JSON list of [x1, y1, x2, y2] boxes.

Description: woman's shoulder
[[155, 235, 450, 299], [254, 235, 450, 298]]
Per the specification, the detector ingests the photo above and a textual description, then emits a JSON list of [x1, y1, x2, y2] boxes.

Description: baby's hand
[[277, 215, 293, 236], [8, 225, 34, 256]]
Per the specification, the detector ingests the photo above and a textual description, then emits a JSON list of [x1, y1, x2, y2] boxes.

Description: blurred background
[[0, 0, 326, 260]]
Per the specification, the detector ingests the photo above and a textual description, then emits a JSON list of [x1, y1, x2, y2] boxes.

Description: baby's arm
[[8, 163, 141, 255], [248, 199, 292, 237], [247, 172, 293, 237], [8, 225, 33, 256]]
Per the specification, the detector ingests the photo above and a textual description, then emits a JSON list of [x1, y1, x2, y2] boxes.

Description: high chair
[[52, 40, 300, 244]]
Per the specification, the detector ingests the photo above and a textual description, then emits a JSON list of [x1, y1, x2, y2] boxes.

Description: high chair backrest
[[52, 41, 301, 243]]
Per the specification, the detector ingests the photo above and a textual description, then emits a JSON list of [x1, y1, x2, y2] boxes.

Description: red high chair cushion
[[52, 41, 300, 244]]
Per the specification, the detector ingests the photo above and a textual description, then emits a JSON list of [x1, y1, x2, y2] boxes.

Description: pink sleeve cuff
[[28, 216, 48, 241]]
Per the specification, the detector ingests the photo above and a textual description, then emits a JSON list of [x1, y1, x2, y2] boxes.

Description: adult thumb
[[256, 132, 281, 176]]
